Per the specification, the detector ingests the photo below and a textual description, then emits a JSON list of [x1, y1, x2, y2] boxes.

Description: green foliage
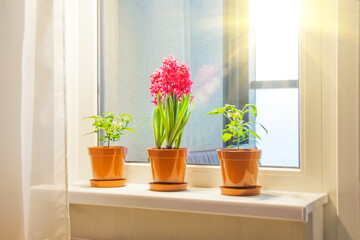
[[206, 104, 267, 149], [83, 111, 134, 147], [153, 92, 195, 149]]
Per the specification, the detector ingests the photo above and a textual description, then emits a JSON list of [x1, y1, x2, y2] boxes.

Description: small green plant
[[84, 111, 134, 147], [206, 104, 267, 149]]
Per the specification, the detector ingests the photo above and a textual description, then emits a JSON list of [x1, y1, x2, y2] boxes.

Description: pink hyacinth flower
[[150, 55, 193, 105]]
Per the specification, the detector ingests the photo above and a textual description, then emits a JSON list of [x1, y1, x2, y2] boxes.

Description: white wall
[[0, 0, 25, 239], [70, 204, 312, 240], [337, 0, 360, 239]]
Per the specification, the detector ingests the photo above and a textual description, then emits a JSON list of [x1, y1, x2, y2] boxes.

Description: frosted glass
[[100, 0, 300, 167], [255, 89, 299, 167], [101, 0, 224, 162]]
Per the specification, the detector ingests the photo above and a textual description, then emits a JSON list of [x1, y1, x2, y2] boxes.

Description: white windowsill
[[68, 181, 328, 222]]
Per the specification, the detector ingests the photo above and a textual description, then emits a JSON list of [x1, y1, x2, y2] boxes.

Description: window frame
[[69, 0, 327, 192]]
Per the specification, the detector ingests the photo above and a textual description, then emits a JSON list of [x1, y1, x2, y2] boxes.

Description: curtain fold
[[21, 0, 70, 239]]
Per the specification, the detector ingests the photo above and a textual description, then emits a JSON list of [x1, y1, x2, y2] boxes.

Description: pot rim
[[216, 148, 261, 153], [88, 146, 127, 149], [88, 146, 128, 156], [147, 147, 190, 151], [148, 147, 190, 158]]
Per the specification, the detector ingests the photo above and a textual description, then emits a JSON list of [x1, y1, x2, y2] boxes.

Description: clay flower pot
[[147, 148, 190, 191], [88, 146, 127, 187], [217, 149, 262, 196]]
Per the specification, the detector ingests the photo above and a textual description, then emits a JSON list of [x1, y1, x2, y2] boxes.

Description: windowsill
[[68, 181, 327, 222]]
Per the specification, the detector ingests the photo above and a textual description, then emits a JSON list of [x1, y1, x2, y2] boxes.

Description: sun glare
[[255, 0, 300, 81]]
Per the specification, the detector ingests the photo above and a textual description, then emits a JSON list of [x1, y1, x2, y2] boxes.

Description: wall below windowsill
[[68, 181, 327, 222]]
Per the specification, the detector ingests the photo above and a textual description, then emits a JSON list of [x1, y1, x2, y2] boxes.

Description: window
[[71, 0, 326, 191], [98, 0, 300, 167]]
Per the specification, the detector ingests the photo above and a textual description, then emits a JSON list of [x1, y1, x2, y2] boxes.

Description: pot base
[[220, 185, 261, 196], [90, 178, 126, 188], [149, 182, 188, 192]]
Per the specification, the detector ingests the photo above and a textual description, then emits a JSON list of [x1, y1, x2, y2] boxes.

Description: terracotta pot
[[88, 146, 127, 180], [217, 149, 261, 187], [148, 148, 190, 183]]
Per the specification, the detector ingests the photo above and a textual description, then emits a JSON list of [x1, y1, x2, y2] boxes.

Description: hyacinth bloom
[[150, 55, 193, 105], [150, 55, 195, 149]]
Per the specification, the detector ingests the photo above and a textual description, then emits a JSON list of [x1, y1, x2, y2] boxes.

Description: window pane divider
[[250, 80, 299, 89]]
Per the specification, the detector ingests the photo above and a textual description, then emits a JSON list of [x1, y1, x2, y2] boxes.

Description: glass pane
[[254, 0, 300, 168], [255, 0, 299, 81], [255, 89, 299, 167], [100, 0, 300, 167], [101, 0, 224, 162]]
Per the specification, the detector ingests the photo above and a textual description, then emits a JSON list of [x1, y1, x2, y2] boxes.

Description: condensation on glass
[[99, 0, 300, 168]]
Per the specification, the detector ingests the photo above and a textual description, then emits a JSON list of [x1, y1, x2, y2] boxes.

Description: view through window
[[98, 0, 300, 167]]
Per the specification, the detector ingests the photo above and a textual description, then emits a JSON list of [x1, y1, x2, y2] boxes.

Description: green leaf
[[248, 129, 261, 140], [174, 132, 183, 149], [157, 92, 169, 133], [82, 130, 98, 137], [124, 127, 135, 133], [225, 104, 235, 110], [167, 94, 191, 143], [222, 133, 232, 142], [153, 108, 157, 137], [206, 109, 219, 116], [153, 106, 165, 148], [257, 123, 268, 134], [119, 113, 132, 120], [82, 115, 99, 120], [166, 95, 174, 137]]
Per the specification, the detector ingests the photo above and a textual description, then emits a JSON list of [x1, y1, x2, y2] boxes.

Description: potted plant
[[84, 111, 134, 187], [148, 55, 195, 191], [207, 104, 267, 196]]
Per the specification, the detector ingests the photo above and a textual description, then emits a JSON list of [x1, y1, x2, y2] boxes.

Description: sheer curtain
[[0, 0, 70, 239]]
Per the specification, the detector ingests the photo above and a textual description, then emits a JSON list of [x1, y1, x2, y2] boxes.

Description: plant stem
[[237, 136, 240, 150]]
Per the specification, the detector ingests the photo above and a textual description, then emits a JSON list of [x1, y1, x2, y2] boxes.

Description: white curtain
[[0, 0, 70, 239]]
